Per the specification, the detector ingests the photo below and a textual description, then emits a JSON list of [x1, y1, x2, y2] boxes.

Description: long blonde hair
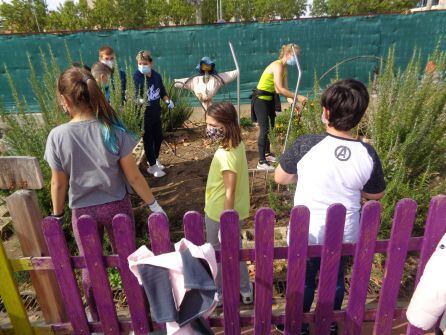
[[279, 43, 300, 60]]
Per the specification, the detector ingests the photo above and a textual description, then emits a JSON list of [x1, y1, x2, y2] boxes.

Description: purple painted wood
[[284, 206, 310, 334], [314, 204, 346, 335], [220, 210, 241, 335], [254, 208, 275, 335], [374, 199, 417, 334], [183, 211, 205, 246], [148, 213, 172, 255], [112, 214, 152, 335], [42, 217, 90, 335], [77, 215, 120, 335], [406, 195, 446, 335], [343, 201, 382, 335]]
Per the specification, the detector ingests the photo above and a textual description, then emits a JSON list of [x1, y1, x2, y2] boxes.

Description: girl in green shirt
[[204, 102, 253, 306]]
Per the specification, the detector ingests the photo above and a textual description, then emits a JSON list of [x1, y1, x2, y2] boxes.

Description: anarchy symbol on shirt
[[334, 146, 351, 161]]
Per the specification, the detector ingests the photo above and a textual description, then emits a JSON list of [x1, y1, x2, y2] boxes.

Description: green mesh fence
[[0, 10, 445, 111]]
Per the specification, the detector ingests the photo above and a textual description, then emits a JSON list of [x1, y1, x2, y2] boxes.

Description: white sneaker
[[240, 282, 254, 305], [266, 154, 277, 163], [147, 164, 166, 178], [257, 161, 274, 171], [156, 159, 165, 170]]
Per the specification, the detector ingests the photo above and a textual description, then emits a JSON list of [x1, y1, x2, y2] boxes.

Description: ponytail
[[57, 67, 130, 155]]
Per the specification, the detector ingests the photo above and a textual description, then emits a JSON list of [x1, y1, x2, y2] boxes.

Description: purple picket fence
[[40, 195, 446, 335]]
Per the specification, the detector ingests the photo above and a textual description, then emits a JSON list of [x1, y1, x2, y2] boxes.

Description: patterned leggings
[[71, 194, 135, 321]]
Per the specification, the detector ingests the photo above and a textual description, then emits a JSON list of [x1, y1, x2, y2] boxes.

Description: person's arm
[[272, 63, 295, 99], [119, 153, 155, 205], [362, 146, 386, 202], [274, 164, 297, 185], [50, 169, 68, 216], [222, 170, 237, 210]]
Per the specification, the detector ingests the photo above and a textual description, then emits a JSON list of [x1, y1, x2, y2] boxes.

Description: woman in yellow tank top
[[253, 43, 307, 170]]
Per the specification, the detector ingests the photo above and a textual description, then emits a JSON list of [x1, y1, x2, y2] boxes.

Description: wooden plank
[[220, 210, 241, 335], [343, 201, 382, 335], [112, 214, 152, 335], [6, 190, 67, 323], [374, 199, 417, 334], [0, 241, 34, 335], [183, 211, 205, 246], [314, 204, 346, 335], [406, 195, 446, 335], [0, 156, 43, 190], [77, 215, 120, 335], [148, 213, 172, 255], [284, 206, 310, 335], [253, 208, 275, 335], [41, 217, 90, 335]]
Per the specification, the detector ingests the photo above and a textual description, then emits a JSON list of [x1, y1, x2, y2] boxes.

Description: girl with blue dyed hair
[[45, 66, 164, 321]]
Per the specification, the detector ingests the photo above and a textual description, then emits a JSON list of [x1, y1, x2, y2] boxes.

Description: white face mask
[[138, 65, 151, 75], [101, 59, 114, 69]]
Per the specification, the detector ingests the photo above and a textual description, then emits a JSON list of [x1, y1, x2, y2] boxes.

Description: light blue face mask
[[286, 56, 297, 66], [138, 65, 151, 75]]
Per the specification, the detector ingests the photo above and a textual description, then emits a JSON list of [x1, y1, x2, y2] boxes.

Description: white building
[[412, 0, 446, 12]]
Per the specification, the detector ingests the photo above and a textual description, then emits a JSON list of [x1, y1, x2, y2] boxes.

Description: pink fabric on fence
[[128, 238, 218, 334]]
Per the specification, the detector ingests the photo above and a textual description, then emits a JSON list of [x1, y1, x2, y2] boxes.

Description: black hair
[[72, 62, 92, 72], [321, 79, 369, 131]]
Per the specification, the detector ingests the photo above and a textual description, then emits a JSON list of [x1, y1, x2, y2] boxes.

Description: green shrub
[[366, 48, 446, 237]]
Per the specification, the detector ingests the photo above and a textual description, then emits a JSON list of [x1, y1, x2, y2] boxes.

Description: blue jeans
[[304, 256, 347, 313]]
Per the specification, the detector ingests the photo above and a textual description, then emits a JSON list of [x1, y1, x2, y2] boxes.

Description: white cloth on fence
[[406, 232, 446, 332], [128, 238, 218, 335]]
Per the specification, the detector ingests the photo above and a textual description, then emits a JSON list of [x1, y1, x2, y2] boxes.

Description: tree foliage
[[1, 0, 308, 33], [311, 0, 418, 17]]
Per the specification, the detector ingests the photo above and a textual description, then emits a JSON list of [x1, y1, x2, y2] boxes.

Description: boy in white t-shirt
[[274, 79, 386, 334]]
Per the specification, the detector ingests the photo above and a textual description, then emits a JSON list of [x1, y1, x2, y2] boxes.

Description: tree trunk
[[195, 4, 203, 24]]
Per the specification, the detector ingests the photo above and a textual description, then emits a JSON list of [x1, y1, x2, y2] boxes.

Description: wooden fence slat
[[406, 195, 446, 335], [220, 210, 242, 335], [284, 206, 310, 335], [77, 215, 120, 335], [0, 156, 43, 190], [148, 213, 172, 255], [112, 214, 152, 335], [254, 208, 275, 335], [343, 201, 382, 335], [42, 217, 90, 335], [314, 204, 346, 335], [374, 199, 417, 334], [183, 211, 205, 246], [0, 241, 34, 335], [6, 190, 67, 323]]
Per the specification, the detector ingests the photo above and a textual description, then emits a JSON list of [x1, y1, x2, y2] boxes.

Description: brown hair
[[99, 46, 115, 57], [279, 43, 300, 59], [136, 50, 152, 62], [207, 102, 242, 149], [57, 66, 127, 153], [91, 62, 112, 82]]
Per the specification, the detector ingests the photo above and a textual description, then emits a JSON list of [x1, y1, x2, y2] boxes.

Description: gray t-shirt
[[44, 119, 137, 209]]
